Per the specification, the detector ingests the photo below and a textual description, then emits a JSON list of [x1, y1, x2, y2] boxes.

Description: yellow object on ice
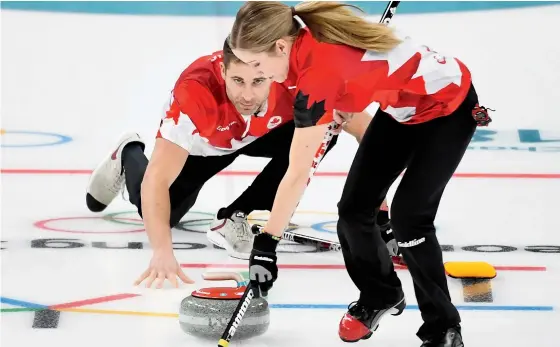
[[444, 261, 497, 279]]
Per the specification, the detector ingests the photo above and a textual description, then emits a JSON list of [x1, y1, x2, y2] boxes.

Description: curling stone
[[179, 272, 270, 340]]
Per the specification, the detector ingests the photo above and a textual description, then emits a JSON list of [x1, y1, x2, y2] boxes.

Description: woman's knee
[[390, 197, 435, 241], [337, 195, 359, 222]]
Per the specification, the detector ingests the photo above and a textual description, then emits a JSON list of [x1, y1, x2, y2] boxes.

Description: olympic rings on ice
[[1, 129, 73, 148], [33, 210, 339, 235]]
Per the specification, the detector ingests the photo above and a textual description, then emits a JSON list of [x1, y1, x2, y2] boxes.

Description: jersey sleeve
[[292, 63, 344, 128], [156, 80, 217, 152]]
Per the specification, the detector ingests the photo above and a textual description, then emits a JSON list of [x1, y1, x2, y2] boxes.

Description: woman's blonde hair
[[229, 1, 401, 54], [222, 38, 243, 68]]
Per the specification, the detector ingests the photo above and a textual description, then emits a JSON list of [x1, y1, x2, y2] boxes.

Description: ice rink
[[2, 2, 560, 346]]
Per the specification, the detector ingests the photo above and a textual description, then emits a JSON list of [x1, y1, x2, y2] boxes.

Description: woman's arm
[[260, 60, 343, 236], [262, 123, 330, 237]]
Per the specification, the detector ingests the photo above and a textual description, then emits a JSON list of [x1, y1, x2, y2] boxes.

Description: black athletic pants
[[122, 121, 338, 227], [337, 85, 479, 340]]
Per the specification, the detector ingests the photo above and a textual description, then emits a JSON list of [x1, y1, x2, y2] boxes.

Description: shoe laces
[[114, 171, 127, 202], [347, 301, 374, 320], [232, 219, 252, 243]]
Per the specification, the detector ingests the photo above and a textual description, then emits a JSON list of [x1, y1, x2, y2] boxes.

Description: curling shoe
[[207, 209, 254, 260], [339, 296, 406, 342], [86, 132, 144, 212], [420, 326, 464, 347]]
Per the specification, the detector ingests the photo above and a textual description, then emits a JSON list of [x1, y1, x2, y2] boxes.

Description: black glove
[[378, 222, 405, 265], [377, 211, 400, 257], [381, 227, 401, 256], [249, 224, 280, 297]]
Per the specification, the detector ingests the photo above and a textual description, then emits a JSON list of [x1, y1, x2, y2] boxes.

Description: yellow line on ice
[[56, 307, 178, 318]]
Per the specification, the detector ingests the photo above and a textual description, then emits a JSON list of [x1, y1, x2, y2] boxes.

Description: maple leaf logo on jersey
[[163, 99, 182, 125], [267, 116, 282, 129], [293, 91, 326, 127]]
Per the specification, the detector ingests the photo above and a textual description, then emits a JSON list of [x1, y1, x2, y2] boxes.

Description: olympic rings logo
[[33, 210, 340, 235], [34, 211, 213, 234], [0, 129, 73, 148], [25, 211, 560, 255], [32, 210, 340, 254]]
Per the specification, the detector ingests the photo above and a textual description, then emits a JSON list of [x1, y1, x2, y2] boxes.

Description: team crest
[[267, 116, 282, 129]]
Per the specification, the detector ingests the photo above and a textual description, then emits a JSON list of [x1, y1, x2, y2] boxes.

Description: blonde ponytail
[[295, 2, 401, 52], [230, 1, 401, 54]]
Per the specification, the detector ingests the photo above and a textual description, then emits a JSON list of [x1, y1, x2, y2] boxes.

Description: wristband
[[253, 232, 280, 253]]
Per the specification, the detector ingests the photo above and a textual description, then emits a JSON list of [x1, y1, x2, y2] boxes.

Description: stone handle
[[202, 271, 244, 286]]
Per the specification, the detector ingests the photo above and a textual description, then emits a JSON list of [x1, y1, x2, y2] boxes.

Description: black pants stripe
[[337, 85, 479, 340], [123, 121, 338, 227]]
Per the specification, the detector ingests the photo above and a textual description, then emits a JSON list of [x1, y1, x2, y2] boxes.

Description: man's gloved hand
[[377, 210, 398, 257], [249, 225, 280, 297], [377, 211, 405, 265], [380, 227, 400, 257], [380, 226, 407, 265]]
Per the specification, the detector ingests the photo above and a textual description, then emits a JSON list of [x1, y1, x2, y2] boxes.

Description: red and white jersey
[[286, 27, 472, 127], [157, 51, 294, 156]]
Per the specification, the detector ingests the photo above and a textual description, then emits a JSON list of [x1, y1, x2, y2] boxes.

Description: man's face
[[221, 61, 272, 115]]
